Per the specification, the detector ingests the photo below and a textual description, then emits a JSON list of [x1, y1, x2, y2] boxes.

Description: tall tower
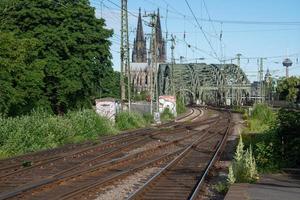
[[155, 9, 166, 63], [283, 58, 293, 78], [132, 8, 147, 63]]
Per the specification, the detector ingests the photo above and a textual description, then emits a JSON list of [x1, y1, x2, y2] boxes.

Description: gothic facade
[[132, 8, 147, 63], [131, 8, 166, 94]]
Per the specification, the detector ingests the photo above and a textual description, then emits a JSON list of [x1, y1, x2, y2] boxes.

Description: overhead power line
[[184, 0, 220, 61]]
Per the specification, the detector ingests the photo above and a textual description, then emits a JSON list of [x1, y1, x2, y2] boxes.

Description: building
[[130, 8, 166, 94], [250, 69, 274, 103], [154, 9, 166, 63], [132, 8, 147, 63]]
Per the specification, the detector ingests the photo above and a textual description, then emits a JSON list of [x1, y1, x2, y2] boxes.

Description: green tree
[[0, 33, 47, 115], [277, 76, 300, 103], [0, 0, 114, 115]]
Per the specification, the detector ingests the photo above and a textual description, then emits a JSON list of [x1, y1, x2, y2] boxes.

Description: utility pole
[[144, 12, 158, 114], [120, 0, 131, 111], [170, 34, 176, 96], [259, 58, 266, 103], [236, 53, 243, 105]]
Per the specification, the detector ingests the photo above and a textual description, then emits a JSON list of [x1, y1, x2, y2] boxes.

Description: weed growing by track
[[115, 111, 148, 131], [160, 108, 175, 122], [228, 135, 259, 184], [0, 110, 118, 158], [0, 109, 156, 159], [242, 104, 281, 172], [244, 104, 276, 133], [176, 95, 187, 115]]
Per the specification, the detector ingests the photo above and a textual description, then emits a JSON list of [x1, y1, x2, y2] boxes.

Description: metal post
[[121, 0, 131, 112], [125, 1, 131, 112], [120, 0, 125, 105], [170, 34, 176, 96], [259, 58, 265, 103], [144, 12, 158, 114]]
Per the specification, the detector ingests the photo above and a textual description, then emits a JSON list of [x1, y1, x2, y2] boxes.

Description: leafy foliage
[[0, 109, 117, 158], [229, 135, 259, 184], [0, 33, 47, 116], [115, 111, 148, 131], [245, 104, 276, 133], [243, 107, 300, 171], [213, 182, 229, 194], [277, 76, 300, 102], [278, 109, 300, 167], [133, 90, 149, 101], [251, 104, 276, 125], [176, 95, 186, 115], [160, 108, 175, 122], [0, 0, 115, 116]]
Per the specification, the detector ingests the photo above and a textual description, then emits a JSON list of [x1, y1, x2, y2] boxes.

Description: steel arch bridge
[[157, 63, 251, 105]]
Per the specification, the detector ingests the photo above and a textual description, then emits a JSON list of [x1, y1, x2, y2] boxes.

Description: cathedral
[[131, 8, 166, 94]]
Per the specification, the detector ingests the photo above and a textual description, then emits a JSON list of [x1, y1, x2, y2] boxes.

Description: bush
[[115, 112, 147, 131], [232, 106, 246, 114], [246, 119, 270, 133], [176, 95, 186, 115], [160, 108, 174, 122], [214, 182, 229, 194], [65, 110, 117, 143], [251, 104, 275, 125], [142, 113, 154, 124], [242, 106, 300, 172], [245, 104, 276, 133], [277, 109, 300, 167], [0, 110, 117, 158]]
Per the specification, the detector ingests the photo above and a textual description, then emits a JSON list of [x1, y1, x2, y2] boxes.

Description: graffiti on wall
[[159, 95, 177, 116], [95, 99, 116, 122]]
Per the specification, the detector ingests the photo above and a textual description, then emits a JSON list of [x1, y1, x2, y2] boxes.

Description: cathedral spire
[[136, 8, 144, 42], [132, 8, 147, 63], [155, 8, 166, 63], [156, 8, 163, 42]]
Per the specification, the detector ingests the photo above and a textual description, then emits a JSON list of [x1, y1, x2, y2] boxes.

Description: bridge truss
[[157, 63, 251, 106]]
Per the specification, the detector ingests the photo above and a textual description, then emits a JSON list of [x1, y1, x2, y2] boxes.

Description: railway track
[[0, 107, 200, 168], [0, 107, 208, 199], [0, 107, 201, 177], [127, 111, 231, 200]]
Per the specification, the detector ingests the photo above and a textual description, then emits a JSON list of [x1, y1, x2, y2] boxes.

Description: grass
[[244, 104, 276, 134], [0, 109, 155, 159], [160, 108, 175, 122], [115, 111, 148, 131], [176, 95, 187, 115], [242, 104, 281, 172], [214, 182, 229, 194]]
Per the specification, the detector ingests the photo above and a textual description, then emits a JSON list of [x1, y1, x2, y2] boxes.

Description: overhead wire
[[184, 0, 220, 61]]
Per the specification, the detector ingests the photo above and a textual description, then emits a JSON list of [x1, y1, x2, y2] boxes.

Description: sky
[[90, 0, 300, 82]]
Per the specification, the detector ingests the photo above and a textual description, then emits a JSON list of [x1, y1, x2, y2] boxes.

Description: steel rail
[[0, 115, 212, 199], [126, 121, 220, 200], [126, 111, 231, 200], [0, 109, 208, 183], [188, 115, 231, 200], [0, 107, 198, 173]]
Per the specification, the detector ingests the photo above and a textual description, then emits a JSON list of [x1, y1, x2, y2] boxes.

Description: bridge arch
[[158, 63, 251, 106]]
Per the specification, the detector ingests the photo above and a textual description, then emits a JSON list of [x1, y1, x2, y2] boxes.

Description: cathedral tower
[[155, 9, 166, 63], [132, 8, 147, 63]]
